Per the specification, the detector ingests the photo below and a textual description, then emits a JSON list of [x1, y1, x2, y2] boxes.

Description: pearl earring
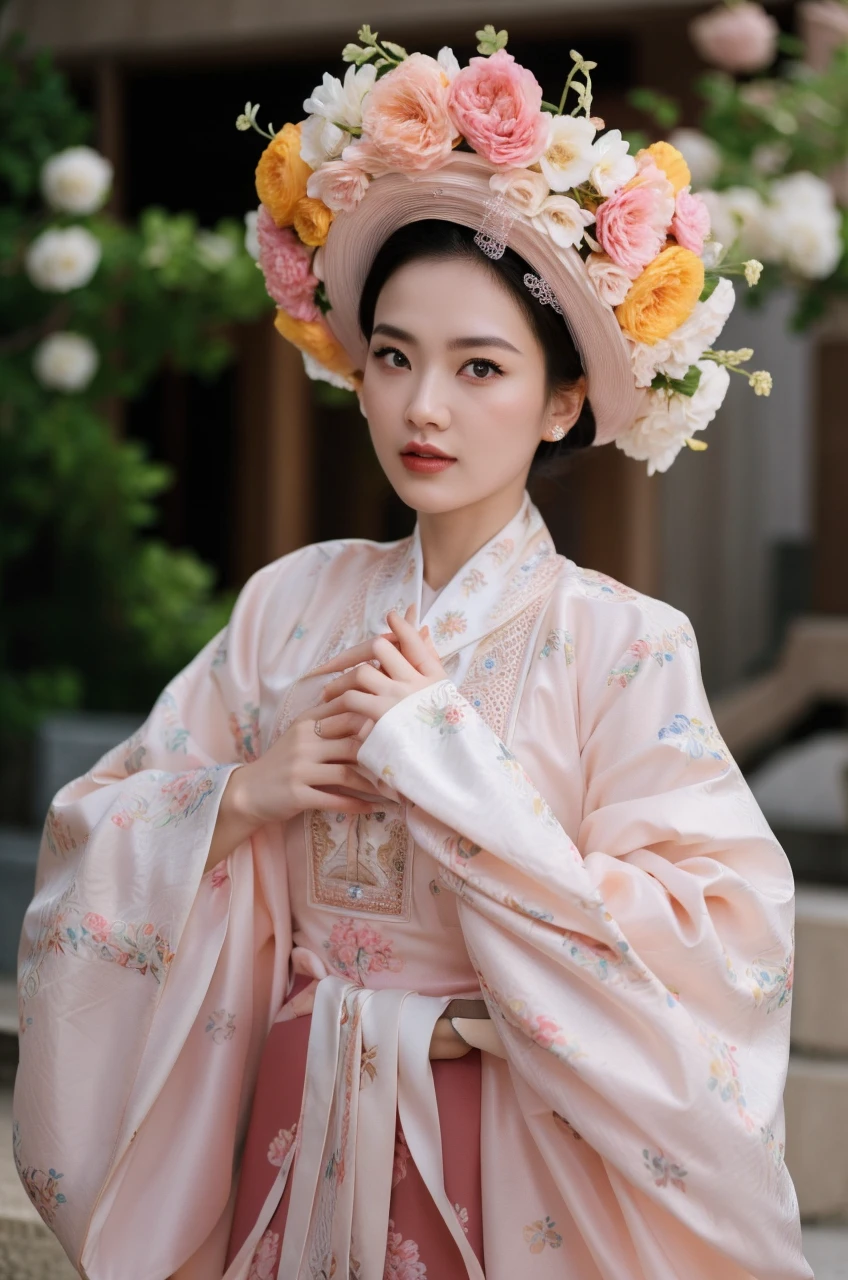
[[548, 424, 565, 441]]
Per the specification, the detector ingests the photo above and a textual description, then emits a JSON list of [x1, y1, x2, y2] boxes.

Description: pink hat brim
[[320, 151, 646, 447]]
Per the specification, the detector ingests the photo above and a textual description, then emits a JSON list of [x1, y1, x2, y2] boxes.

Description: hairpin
[[473, 193, 518, 261], [523, 273, 565, 316]]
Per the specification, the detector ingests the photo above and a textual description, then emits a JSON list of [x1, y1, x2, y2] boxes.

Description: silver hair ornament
[[523, 273, 564, 316], [473, 193, 518, 261]]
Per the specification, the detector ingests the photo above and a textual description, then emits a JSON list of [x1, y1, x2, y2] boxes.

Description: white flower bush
[[40, 146, 113, 215], [25, 226, 102, 292], [32, 332, 99, 392]]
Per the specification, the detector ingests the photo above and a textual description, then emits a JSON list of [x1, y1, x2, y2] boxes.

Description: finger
[[309, 633, 398, 676], [311, 711, 370, 740], [370, 634, 416, 681], [301, 787, 380, 814], [314, 689, 382, 721], [387, 609, 442, 676], [311, 763, 384, 796], [405, 602, 418, 626], [321, 661, 392, 702]]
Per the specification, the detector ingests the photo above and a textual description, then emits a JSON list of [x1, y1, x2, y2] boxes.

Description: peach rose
[[292, 195, 334, 247], [689, 1, 780, 74], [672, 188, 712, 255], [448, 49, 551, 169], [351, 53, 458, 174], [636, 141, 691, 195], [595, 164, 675, 278], [255, 122, 312, 228], [585, 252, 633, 307], [273, 308, 356, 380], [256, 206, 319, 321], [306, 159, 370, 212], [488, 166, 550, 217], [615, 245, 705, 345]]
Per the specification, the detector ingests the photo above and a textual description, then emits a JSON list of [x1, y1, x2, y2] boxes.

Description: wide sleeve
[[356, 616, 809, 1279], [12, 550, 306, 1277]]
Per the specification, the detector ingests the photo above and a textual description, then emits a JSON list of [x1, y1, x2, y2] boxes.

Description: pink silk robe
[[13, 490, 811, 1280]]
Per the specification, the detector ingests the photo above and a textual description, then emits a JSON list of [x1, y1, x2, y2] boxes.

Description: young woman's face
[[358, 256, 585, 515]]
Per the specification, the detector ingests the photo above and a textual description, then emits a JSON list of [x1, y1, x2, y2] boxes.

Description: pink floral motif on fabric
[[383, 1219, 427, 1279], [323, 917, 403, 986], [523, 1215, 563, 1252], [267, 1123, 297, 1167], [229, 703, 261, 762], [247, 1228, 280, 1279], [391, 1124, 410, 1187]]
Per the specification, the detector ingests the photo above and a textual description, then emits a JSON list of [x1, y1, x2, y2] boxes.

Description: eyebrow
[[371, 322, 522, 355]]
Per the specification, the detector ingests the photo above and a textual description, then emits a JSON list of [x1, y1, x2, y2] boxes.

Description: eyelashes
[[371, 346, 505, 380]]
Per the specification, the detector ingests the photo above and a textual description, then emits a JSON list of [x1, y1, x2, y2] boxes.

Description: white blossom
[[532, 194, 595, 250], [617, 360, 730, 475], [196, 230, 235, 270], [25, 226, 102, 292], [588, 129, 637, 198], [585, 253, 632, 306], [628, 276, 736, 387], [437, 46, 461, 80], [699, 187, 767, 258], [760, 171, 842, 279], [300, 115, 349, 169], [668, 128, 722, 190], [538, 115, 597, 193], [40, 146, 113, 215], [244, 208, 261, 261], [301, 350, 356, 391], [301, 63, 377, 168], [32, 331, 99, 392]]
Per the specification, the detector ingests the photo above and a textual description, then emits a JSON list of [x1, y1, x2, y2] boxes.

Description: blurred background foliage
[[0, 25, 272, 735]]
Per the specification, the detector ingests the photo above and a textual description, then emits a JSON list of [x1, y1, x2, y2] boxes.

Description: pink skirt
[[225, 978, 485, 1277]]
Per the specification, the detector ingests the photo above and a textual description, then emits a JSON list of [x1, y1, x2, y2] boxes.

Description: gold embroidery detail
[[306, 806, 414, 920]]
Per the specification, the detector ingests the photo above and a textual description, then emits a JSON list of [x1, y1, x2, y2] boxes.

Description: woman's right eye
[[373, 346, 410, 370]]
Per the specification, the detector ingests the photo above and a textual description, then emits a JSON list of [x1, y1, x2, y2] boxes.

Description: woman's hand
[[312, 605, 449, 739]]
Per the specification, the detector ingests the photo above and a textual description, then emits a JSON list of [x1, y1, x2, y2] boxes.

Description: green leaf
[[314, 282, 332, 315], [341, 43, 364, 62], [475, 24, 509, 55], [628, 87, 681, 130], [357, 24, 378, 46], [652, 365, 703, 397], [699, 275, 720, 303], [381, 41, 408, 60]]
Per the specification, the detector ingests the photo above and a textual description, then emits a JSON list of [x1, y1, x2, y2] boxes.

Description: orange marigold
[[273, 309, 357, 380], [637, 141, 691, 195], [255, 122, 312, 228], [292, 195, 334, 247], [615, 245, 705, 345]]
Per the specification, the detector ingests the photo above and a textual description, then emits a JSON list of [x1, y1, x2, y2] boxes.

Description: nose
[[404, 370, 451, 433]]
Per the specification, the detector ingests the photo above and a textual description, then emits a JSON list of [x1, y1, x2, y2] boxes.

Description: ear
[[542, 376, 587, 442]]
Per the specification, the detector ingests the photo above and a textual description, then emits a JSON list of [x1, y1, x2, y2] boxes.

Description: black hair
[[357, 220, 596, 477]]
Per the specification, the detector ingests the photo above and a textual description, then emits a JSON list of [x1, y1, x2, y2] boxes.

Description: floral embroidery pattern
[[111, 766, 222, 830], [210, 864, 230, 889], [487, 537, 514, 565], [608, 626, 694, 687], [401, 556, 416, 584], [496, 742, 559, 828], [230, 703, 261, 762], [573, 567, 637, 601], [384, 1221, 427, 1279], [503, 996, 585, 1064], [539, 628, 575, 663], [292, 623, 307, 640], [643, 1148, 688, 1191], [123, 741, 147, 774], [657, 714, 730, 764], [44, 807, 84, 858], [267, 1123, 297, 1167], [247, 1229, 280, 1279], [211, 634, 228, 668], [157, 690, 189, 753], [699, 1027, 755, 1131], [392, 1125, 410, 1187], [747, 942, 794, 1013], [415, 683, 467, 734], [454, 1203, 470, 1234], [433, 609, 467, 644], [760, 1124, 786, 1172], [360, 1043, 378, 1084], [13, 1126, 67, 1228], [461, 567, 487, 596], [324, 917, 403, 985], [562, 930, 627, 982], [523, 1216, 563, 1253], [205, 1008, 236, 1043]]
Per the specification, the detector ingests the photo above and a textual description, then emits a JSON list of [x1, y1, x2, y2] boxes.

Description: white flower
[[25, 226, 102, 292], [699, 187, 766, 257], [437, 46, 461, 80], [300, 114, 348, 169], [588, 129, 637, 198], [751, 141, 790, 177], [40, 146, 113, 215], [196, 231, 235, 270], [760, 171, 842, 278], [302, 350, 356, 391], [629, 277, 736, 386], [667, 128, 721, 189], [489, 167, 550, 217], [532, 194, 595, 250], [244, 208, 260, 261], [538, 115, 597, 193], [585, 253, 632, 307], [701, 238, 725, 269], [32, 331, 99, 392], [617, 360, 730, 475], [303, 63, 377, 131]]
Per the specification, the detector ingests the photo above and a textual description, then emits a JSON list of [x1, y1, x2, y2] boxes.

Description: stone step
[[794, 885, 848, 1055], [786, 1054, 848, 1220]]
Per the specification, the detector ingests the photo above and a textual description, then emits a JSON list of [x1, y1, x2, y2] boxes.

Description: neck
[[417, 482, 527, 591]]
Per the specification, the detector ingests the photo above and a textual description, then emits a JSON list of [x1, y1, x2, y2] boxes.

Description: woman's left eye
[[463, 358, 504, 380]]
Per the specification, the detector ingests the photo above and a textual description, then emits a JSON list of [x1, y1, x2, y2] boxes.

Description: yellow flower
[[255, 122, 312, 228], [615, 245, 705, 345], [637, 141, 691, 194], [273, 308, 357, 380], [292, 195, 334, 247]]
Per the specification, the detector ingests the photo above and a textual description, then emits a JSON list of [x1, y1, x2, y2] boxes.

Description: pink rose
[[595, 166, 675, 278], [585, 253, 632, 306], [689, 2, 779, 74], [448, 49, 551, 169], [306, 159, 370, 212], [82, 912, 109, 934], [353, 53, 458, 174], [488, 166, 550, 217], [672, 188, 711, 255], [255, 205, 319, 321]]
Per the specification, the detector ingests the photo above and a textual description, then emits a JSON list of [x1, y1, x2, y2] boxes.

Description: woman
[[14, 29, 809, 1280]]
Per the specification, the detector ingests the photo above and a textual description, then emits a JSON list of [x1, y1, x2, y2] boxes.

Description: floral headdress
[[238, 24, 771, 474]]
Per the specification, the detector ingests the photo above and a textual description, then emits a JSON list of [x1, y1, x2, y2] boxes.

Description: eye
[[462, 358, 505, 381], [372, 345, 410, 370]]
